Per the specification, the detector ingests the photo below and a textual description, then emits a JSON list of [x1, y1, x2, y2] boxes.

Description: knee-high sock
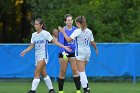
[[79, 72, 88, 88], [31, 79, 40, 91], [58, 78, 65, 91], [44, 76, 53, 90], [74, 76, 81, 90]]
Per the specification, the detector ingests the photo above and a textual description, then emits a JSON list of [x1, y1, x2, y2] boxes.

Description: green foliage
[[0, 0, 140, 42], [26, 0, 140, 42]]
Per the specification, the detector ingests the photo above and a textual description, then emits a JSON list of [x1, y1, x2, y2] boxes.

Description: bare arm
[[58, 26, 73, 42], [91, 41, 98, 55], [62, 31, 73, 43], [51, 39, 71, 52], [20, 43, 34, 56]]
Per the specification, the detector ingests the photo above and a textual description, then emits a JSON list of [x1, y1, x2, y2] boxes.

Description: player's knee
[[35, 69, 42, 75], [59, 71, 66, 77], [41, 71, 46, 77], [72, 68, 79, 75]]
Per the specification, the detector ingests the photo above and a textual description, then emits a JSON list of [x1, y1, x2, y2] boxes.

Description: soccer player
[[20, 18, 71, 93], [58, 14, 81, 93], [58, 16, 98, 93]]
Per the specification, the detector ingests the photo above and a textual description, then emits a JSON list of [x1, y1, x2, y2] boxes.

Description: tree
[[0, 0, 140, 42]]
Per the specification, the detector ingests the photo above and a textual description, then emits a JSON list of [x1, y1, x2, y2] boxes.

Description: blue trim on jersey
[[75, 37, 78, 56]]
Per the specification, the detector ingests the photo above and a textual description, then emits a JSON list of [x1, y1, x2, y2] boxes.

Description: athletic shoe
[[59, 91, 64, 93], [76, 90, 81, 93], [49, 89, 56, 93], [27, 90, 36, 93]]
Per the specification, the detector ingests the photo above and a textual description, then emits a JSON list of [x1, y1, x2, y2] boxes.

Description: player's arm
[[20, 43, 34, 56], [51, 39, 71, 52], [45, 31, 71, 52], [90, 31, 98, 55], [91, 40, 98, 55], [58, 26, 73, 42], [58, 32, 65, 52], [21, 33, 34, 57]]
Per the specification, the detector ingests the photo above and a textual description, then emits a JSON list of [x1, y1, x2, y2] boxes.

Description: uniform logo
[[34, 40, 45, 44]]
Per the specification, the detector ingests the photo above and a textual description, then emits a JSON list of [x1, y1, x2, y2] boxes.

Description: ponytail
[[75, 16, 87, 31]]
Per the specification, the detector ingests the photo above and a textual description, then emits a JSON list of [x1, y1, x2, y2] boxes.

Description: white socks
[[44, 76, 53, 90], [31, 76, 53, 91], [80, 72, 88, 88], [31, 79, 40, 91]]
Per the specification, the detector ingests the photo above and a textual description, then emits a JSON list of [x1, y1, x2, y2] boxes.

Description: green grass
[[0, 81, 139, 93]]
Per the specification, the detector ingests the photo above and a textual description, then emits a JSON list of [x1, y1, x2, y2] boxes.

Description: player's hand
[[64, 46, 72, 52], [62, 51, 69, 56], [62, 52, 69, 61], [63, 54, 68, 61], [95, 49, 99, 56], [58, 26, 65, 33], [20, 51, 26, 57]]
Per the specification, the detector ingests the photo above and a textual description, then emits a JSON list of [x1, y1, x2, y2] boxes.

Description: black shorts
[[59, 52, 75, 58]]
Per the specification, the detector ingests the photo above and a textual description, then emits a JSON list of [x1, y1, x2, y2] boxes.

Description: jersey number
[[85, 37, 89, 45]]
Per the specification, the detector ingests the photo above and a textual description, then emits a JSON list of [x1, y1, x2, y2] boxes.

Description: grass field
[[0, 80, 139, 93]]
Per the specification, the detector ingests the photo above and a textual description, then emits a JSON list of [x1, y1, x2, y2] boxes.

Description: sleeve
[[70, 29, 81, 39], [45, 32, 53, 42], [58, 32, 65, 52], [30, 33, 34, 44]]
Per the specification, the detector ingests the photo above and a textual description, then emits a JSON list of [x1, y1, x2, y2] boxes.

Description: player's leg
[[28, 60, 46, 93], [76, 59, 89, 93], [58, 58, 68, 93], [41, 66, 55, 93], [69, 57, 81, 93], [85, 54, 91, 92]]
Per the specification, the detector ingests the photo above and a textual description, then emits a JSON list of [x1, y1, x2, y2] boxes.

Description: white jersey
[[70, 28, 94, 55], [31, 30, 53, 65]]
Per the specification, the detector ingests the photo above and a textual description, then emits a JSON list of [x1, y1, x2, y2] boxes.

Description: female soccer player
[[58, 14, 81, 93], [20, 18, 71, 93], [58, 16, 98, 93]]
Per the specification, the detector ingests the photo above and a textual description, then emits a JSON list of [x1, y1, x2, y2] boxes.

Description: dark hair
[[75, 16, 87, 31], [64, 14, 73, 21], [35, 18, 47, 30]]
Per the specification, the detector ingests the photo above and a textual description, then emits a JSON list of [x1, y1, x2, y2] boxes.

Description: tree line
[[0, 0, 140, 43]]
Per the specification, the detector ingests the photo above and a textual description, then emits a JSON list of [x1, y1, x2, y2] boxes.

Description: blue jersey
[[58, 26, 77, 54]]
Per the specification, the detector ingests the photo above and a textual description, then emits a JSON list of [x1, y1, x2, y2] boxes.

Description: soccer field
[[0, 81, 139, 93]]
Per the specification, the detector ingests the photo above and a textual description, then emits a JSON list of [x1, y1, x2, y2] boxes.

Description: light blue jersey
[[70, 28, 94, 61], [31, 30, 53, 65]]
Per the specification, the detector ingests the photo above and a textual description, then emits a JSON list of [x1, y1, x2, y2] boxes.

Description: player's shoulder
[[42, 30, 50, 35], [32, 32, 37, 36], [72, 28, 81, 35], [86, 28, 92, 33], [75, 28, 81, 32], [72, 26, 77, 30]]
